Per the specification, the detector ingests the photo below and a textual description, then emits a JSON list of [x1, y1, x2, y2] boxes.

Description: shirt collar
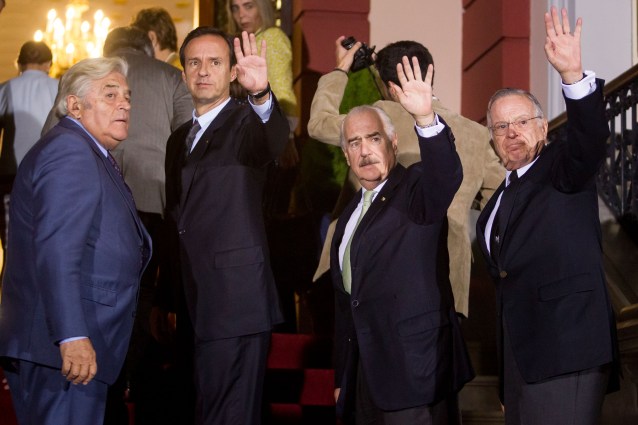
[[194, 97, 232, 131], [507, 156, 538, 186], [64, 116, 108, 157]]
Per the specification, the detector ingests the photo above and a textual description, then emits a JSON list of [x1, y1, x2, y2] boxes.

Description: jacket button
[[351, 300, 359, 308], [178, 229, 186, 235], [499, 270, 507, 278]]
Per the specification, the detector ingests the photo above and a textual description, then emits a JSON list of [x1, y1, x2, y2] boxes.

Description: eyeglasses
[[490, 116, 542, 136]]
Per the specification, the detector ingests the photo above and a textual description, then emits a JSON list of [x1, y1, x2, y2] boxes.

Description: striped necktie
[[185, 120, 201, 155]]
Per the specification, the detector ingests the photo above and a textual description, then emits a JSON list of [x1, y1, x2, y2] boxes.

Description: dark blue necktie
[[490, 171, 518, 262]]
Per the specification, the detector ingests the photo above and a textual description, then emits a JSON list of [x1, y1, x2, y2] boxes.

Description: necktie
[[342, 190, 374, 294], [184, 120, 201, 155], [107, 152, 134, 198], [490, 171, 518, 262], [108, 152, 124, 178]]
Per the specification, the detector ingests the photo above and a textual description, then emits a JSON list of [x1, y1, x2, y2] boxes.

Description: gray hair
[[54, 57, 128, 118], [340, 105, 397, 149], [486, 88, 544, 135]]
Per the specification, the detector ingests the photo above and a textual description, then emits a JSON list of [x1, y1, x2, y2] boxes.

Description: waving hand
[[389, 56, 435, 127], [544, 6, 583, 84], [233, 31, 269, 95]]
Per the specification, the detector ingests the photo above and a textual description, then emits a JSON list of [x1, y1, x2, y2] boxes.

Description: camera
[[341, 36, 376, 72]]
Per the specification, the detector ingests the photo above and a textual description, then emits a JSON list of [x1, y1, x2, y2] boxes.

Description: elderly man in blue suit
[[0, 57, 151, 425]]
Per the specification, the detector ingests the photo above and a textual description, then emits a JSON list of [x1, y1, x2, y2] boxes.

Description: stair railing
[[548, 64, 638, 417]]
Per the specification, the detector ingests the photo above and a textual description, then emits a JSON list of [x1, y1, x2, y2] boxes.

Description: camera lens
[[341, 36, 356, 50]]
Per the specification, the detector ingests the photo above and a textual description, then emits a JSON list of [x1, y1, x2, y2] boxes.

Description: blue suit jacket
[[0, 117, 152, 385]]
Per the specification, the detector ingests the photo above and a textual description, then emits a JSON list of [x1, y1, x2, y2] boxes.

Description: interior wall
[[369, 0, 462, 114]]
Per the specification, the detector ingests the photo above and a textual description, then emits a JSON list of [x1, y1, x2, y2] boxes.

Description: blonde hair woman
[[227, 0, 299, 152]]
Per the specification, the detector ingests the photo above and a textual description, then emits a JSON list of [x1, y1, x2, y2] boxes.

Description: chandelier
[[33, 0, 111, 77]]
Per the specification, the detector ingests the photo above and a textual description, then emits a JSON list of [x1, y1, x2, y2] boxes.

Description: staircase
[[0, 369, 17, 425], [264, 333, 338, 424]]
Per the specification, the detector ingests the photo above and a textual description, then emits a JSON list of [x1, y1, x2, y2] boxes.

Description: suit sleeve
[[551, 79, 609, 193], [32, 134, 100, 343], [0, 82, 8, 124], [307, 71, 348, 147], [155, 128, 188, 312], [409, 120, 463, 224], [238, 95, 289, 166]]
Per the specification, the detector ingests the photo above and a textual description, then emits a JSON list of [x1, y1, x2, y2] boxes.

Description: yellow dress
[[255, 27, 299, 128]]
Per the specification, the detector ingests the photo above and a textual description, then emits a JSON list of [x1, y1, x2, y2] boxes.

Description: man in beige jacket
[[309, 38, 504, 317]]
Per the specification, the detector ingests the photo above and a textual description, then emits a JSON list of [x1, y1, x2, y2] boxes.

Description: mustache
[[359, 158, 379, 167]]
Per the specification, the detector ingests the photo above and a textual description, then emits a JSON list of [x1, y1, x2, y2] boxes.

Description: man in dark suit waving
[[476, 7, 619, 424], [331, 56, 474, 424], [0, 57, 152, 425], [162, 28, 288, 424]]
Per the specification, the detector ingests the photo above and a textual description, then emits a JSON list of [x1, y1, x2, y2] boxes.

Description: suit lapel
[[332, 192, 359, 294], [477, 181, 505, 265], [62, 119, 147, 242], [348, 166, 405, 293], [180, 101, 238, 209]]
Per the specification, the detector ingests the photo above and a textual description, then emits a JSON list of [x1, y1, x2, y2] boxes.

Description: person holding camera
[[309, 37, 505, 320]]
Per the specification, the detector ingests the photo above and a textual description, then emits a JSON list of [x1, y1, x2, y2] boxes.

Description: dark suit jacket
[[0, 118, 152, 385], [163, 97, 288, 340], [476, 81, 619, 391], [331, 123, 474, 415]]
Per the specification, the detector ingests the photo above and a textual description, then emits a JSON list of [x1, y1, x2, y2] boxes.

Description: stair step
[[459, 375, 501, 412], [461, 410, 505, 424], [268, 333, 332, 369]]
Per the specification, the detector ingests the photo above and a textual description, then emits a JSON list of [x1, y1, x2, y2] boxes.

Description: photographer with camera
[[309, 37, 505, 322]]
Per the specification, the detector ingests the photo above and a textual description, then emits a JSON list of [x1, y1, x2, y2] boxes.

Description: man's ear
[[542, 118, 549, 137], [230, 65, 237, 82], [380, 82, 392, 101], [342, 147, 350, 166], [66, 95, 82, 119], [147, 31, 158, 47]]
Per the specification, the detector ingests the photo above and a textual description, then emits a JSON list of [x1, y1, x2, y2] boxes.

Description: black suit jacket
[[163, 97, 288, 340], [331, 123, 474, 415], [476, 81, 619, 392]]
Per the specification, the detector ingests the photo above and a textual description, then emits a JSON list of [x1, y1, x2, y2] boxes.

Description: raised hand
[[233, 31, 268, 94], [544, 6, 583, 84], [389, 56, 435, 127]]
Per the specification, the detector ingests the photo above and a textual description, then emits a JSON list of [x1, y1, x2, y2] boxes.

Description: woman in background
[[227, 0, 299, 154]]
